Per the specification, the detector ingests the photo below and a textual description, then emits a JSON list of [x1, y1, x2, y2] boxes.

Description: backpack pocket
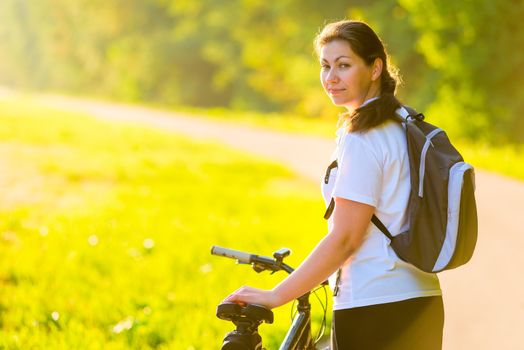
[[432, 162, 477, 271]]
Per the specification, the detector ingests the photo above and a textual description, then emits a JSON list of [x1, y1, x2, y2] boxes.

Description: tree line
[[0, 0, 522, 143]]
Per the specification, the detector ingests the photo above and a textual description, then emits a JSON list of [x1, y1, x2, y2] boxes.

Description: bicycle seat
[[216, 302, 274, 324]]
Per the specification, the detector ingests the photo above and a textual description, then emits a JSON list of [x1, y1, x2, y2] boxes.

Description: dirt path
[[40, 95, 524, 349]]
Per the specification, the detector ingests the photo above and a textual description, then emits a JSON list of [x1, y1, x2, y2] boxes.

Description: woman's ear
[[371, 58, 383, 81]]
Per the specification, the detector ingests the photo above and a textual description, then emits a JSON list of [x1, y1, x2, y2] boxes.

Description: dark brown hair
[[315, 20, 402, 132]]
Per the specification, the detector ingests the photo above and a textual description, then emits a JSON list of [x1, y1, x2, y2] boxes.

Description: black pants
[[331, 296, 444, 350]]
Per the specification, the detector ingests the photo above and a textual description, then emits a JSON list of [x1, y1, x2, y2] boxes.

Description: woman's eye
[[339, 63, 350, 68], [321, 64, 330, 70]]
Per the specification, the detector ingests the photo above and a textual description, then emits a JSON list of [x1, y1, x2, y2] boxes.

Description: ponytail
[[345, 67, 402, 133]]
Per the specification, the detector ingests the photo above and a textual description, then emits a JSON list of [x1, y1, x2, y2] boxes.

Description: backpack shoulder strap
[[325, 200, 396, 242], [371, 215, 394, 241]]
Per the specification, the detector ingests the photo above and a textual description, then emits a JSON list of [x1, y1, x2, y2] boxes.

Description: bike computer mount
[[273, 248, 291, 262]]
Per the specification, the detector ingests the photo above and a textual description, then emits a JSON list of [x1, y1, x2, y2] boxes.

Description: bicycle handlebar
[[211, 246, 254, 264], [211, 245, 295, 274]]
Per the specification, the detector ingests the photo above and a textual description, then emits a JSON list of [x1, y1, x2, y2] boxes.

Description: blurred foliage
[[0, 0, 523, 142], [399, 0, 524, 142]]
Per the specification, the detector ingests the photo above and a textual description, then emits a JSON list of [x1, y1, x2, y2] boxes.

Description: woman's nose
[[325, 68, 338, 83]]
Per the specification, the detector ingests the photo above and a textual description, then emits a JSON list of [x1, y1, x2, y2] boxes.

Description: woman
[[224, 20, 444, 349]]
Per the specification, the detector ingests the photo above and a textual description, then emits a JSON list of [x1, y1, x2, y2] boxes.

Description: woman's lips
[[328, 89, 345, 95]]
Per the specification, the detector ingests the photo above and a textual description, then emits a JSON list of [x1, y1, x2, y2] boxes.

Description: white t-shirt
[[321, 111, 442, 310]]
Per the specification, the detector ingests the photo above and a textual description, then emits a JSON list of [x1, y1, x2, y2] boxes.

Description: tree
[[400, 0, 524, 142]]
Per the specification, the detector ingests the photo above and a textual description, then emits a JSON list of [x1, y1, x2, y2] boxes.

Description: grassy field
[[3, 92, 520, 348], [0, 99, 330, 349]]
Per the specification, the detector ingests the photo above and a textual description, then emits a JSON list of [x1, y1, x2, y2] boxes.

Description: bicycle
[[211, 245, 329, 350]]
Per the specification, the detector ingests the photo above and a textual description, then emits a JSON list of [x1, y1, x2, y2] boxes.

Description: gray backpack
[[324, 106, 478, 273]]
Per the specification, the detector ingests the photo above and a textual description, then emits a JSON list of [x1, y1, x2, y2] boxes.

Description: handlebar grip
[[211, 246, 253, 264]]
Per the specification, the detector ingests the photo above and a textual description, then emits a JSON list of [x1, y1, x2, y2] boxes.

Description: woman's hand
[[223, 286, 282, 309]]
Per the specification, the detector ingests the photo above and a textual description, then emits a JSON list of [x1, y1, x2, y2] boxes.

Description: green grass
[[0, 99, 330, 349]]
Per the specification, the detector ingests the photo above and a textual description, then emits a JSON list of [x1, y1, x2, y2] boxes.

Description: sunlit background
[[0, 0, 523, 349], [1, 0, 523, 142]]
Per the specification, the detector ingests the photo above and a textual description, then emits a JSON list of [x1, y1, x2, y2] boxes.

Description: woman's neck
[[345, 95, 380, 115]]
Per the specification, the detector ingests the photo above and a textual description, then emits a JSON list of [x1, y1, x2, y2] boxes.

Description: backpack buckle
[[324, 160, 338, 184], [408, 113, 425, 122]]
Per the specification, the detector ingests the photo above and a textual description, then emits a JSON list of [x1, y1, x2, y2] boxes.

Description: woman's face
[[319, 39, 381, 112]]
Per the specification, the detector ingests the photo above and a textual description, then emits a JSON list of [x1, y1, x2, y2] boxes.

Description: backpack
[[324, 105, 478, 273]]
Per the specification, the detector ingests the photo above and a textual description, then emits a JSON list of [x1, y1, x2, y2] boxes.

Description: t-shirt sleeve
[[332, 135, 382, 207]]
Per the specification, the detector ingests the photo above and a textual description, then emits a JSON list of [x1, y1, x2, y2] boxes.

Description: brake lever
[[252, 263, 266, 273], [252, 262, 282, 274]]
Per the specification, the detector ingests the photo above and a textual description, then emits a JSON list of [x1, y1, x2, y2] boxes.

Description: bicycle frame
[[279, 292, 315, 350]]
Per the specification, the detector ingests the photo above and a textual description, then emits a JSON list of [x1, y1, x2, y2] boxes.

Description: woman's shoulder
[[344, 120, 403, 146], [338, 121, 405, 164]]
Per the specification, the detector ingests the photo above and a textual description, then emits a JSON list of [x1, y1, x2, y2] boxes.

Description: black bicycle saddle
[[216, 302, 274, 324]]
